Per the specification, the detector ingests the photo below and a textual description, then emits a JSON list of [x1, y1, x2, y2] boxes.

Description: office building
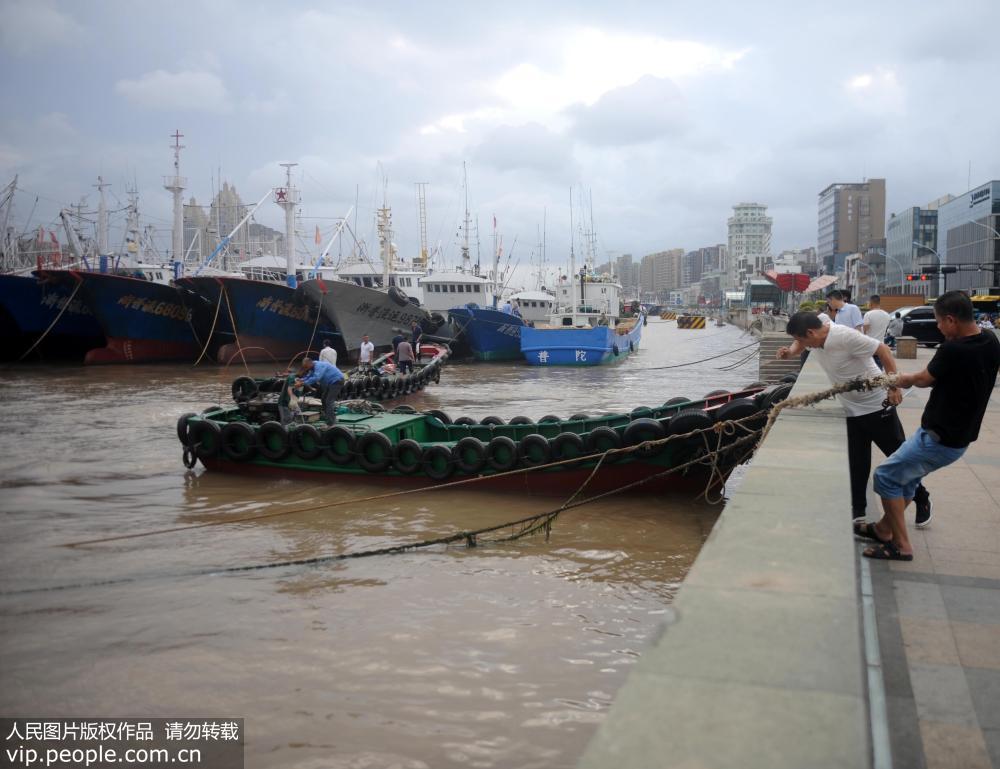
[[937, 181, 1000, 294], [885, 206, 939, 297], [817, 179, 885, 273]]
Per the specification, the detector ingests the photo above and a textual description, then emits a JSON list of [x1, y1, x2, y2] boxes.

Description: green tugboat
[[176, 381, 791, 496]]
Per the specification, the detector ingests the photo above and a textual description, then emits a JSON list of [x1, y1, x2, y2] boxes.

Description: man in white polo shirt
[[777, 311, 931, 525], [863, 295, 892, 343]]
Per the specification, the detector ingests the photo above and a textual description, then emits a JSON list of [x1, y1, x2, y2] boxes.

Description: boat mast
[[568, 189, 576, 322], [459, 162, 472, 275], [415, 181, 429, 270], [491, 215, 500, 309], [94, 176, 110, 265], [275, 162, 299, 287], [376, 177, 392, 289], [163, 130, 186, 274]]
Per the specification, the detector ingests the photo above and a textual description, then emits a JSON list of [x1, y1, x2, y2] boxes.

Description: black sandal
[[853, 521, 891, 544], [862, 541, 913, 561]]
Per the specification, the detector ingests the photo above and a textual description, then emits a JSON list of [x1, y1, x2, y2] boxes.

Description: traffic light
[[922, 266, 938, 275], [906, 274, 920, 281], [941, 266, 957, 274]]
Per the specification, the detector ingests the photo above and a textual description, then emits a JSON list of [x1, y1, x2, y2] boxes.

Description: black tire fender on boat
[[539, 414, 561, 423], [452, 437, 487, 474], [388, 285, 410, 307], [764, 383, 794, 409], [486, 435, 518, 472], [666, 409, 714, 463], [221, 421, 256, 462], [584, 426, 623, 462], [290, 424, 323, 460], [518, 433, 551, 467], [231, 376, 259, 403], [258, 421, 291, 461], [569, 412, 589, 421], [356, 432, 393, 472], [323, 425, 355, 465], [176, 412, 198, 445], [426, 409, 451, 425], [663, 396, 691, 409], [702, 389, 730, 401], [429, 311, 446, 329], [549, 431, 586, 462], [453, 416, 476, 426], [190, 420, 222, 460], [393, 439, 424, 474], [622, 417, 667, 455], [712, 398, 765, 448], [612, 343, 620, 356], [422, 444, 454, 481], [480, 415, 505, 426], [629, 406, 654, 420], [629, 340, 634, 353], [780, 373, 798, 384], [509, 415, 534, 425]]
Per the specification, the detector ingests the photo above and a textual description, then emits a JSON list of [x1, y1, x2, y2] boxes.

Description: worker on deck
[[295, 357, 345, 424]]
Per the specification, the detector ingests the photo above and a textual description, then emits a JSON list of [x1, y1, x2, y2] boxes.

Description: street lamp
[[869, 246, 906, 292]]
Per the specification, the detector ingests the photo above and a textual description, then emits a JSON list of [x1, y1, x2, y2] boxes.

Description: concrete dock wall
[[579, 357, 871, 769]]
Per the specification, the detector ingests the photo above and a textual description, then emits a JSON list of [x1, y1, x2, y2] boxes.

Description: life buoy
[[486, 435, 518, 472], [584, 426, 623, 462], [388, 285, 410, 307], [393, 438, 423, 474], [322, 425, 355, 465], [422, 444, 454, 480], [190, 420, 222, 459], [452, 437, 487, 474], [622, 417, 667, 456], [221, 421, 256, 461], [356, 432, 393, 472], [231, 376, 258, 403], [518, 433, 551, 467], [290, 423, 323, 460], [176, 412, 197, 445], [549, 431, 585, 463], [258, 421, 291, 461]]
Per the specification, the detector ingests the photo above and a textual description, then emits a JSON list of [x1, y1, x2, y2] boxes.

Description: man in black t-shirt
[[857, 291, 1000, 561]]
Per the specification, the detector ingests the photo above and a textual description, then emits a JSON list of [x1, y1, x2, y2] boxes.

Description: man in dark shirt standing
[[858, 291, 1000, 561]]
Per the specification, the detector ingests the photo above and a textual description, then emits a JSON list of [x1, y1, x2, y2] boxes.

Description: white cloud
[[115, 70, 232, 113], [844, 68, 904, 114], [0, 0, 81, 55]]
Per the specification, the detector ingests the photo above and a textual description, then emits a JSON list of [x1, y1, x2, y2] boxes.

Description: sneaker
[[915, 494, 933, 528]]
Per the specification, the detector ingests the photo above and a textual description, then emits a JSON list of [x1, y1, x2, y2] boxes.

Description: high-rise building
[[937, 181, 1000, 294], [885, 206, 939, 297], [184, 182, 284, 267], [727, 203, 772, 288], [638, 248, 684, 300], [817, 179, 886, 274]]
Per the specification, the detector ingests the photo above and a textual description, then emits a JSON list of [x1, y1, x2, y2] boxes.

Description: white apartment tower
[[727, 202, 773, 288]]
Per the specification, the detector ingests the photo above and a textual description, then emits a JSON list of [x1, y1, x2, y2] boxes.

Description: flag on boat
[[315, 225, 322, 245]]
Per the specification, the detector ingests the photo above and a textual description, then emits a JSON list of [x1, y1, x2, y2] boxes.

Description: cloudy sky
[[2, 0, 998, 283]]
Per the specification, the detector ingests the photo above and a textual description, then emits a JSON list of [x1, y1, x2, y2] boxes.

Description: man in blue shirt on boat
[[295, 357, 345, 424]]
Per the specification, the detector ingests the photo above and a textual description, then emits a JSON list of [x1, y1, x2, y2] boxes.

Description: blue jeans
[[873, 427, 966, 500]]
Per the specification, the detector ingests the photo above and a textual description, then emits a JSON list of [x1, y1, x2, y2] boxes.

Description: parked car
[[886, 305, 945, 347]]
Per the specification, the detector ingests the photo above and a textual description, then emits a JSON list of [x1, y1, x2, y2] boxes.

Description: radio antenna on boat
[[275, 162, 299, 288]]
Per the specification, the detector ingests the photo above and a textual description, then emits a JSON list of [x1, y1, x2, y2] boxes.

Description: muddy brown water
[[0, 319, 759, 769]]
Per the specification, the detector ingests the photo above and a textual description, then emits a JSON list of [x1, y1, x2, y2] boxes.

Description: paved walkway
[[867, 346, 1000, 769]]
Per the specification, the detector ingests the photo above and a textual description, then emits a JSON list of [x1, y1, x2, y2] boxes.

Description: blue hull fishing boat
[[0, 272, 105, 361], [521, 314, 643, 366], [448, 306, 522, 361]]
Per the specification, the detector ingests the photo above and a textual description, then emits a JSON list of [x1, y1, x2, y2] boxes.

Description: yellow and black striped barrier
[[660, 311, 677, 320], [677, 315, 706, 329]]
